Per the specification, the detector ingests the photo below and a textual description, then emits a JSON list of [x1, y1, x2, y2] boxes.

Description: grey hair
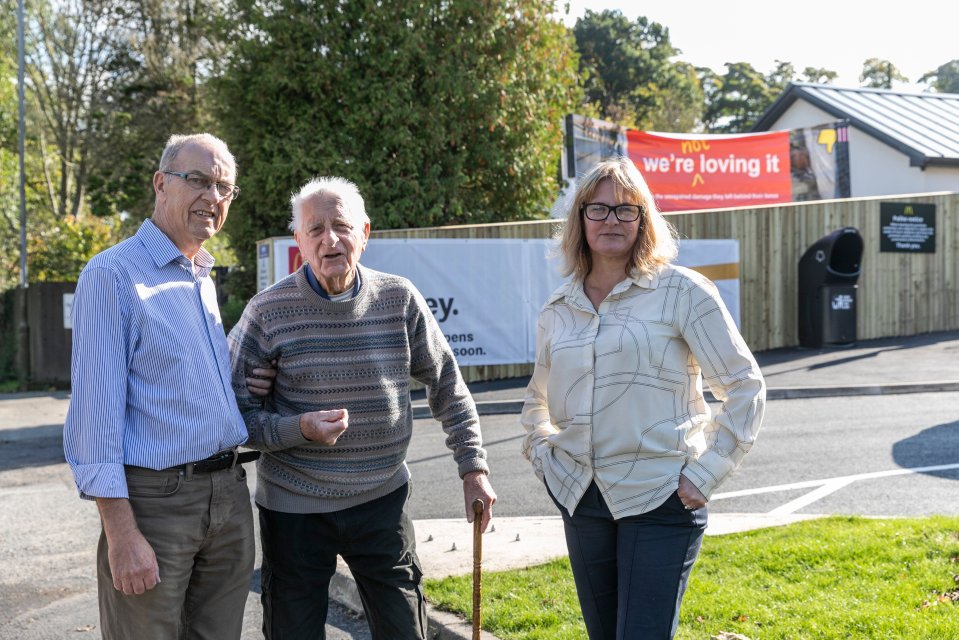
[[158, 133, 236, 173], [289, 176, 370, 232]]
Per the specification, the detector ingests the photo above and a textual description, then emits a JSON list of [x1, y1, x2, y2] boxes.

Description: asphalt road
[[406, 392, 959, 520], [3, 391, 958, 638], [0, 419, 370, 639]]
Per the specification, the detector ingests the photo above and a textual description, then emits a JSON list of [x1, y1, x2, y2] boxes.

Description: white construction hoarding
[[255, 237, 740, 366]]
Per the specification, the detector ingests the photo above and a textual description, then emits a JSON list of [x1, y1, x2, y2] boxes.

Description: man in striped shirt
[[63, 133, 257, 639]]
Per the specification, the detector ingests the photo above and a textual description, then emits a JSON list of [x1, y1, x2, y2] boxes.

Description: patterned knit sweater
[[228, 264, 489, 514]]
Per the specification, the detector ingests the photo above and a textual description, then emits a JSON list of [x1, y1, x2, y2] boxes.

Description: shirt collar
[[548, 269, 660, 309], [304, 263, 362, 299], [137, 219, 215, 275]]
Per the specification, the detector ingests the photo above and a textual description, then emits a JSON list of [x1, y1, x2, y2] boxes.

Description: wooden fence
[[373, 191, 959, 382]]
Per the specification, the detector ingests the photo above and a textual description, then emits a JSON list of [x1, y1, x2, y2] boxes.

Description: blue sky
[[558, 0, 958, 92]]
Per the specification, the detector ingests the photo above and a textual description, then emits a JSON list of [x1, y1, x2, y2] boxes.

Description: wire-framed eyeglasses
[[163, 171, 240, 200], [580, 202, 645, 222]]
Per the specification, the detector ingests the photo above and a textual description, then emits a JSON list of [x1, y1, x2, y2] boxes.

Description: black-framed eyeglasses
[[163, 171, 240, 200], [580, 202, 645, 222]]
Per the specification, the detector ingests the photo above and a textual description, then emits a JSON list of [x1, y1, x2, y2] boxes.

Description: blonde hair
[[557, 157, 677, 280]]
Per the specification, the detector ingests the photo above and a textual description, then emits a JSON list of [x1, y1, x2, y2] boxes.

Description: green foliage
[[428, 558, 584, 639], [860, 58, 908, 89], [573, 10, 702, 131], [0, 2, 15, 146], [1, 0, 20, 268], [19, 0, 233, 224], [24, 0, 123, 219], [213, 0, 580, 295], [802, 66, 839, 84], [0, 2, 47, 290], [920, 59, 959, 94], [425, 516, 959, 639], [219, 295, 247, 335], [700, 61, 779, 133], [766, 60, 796, 93], [86, 0, 231, 218], [27, 212, 120, 281]]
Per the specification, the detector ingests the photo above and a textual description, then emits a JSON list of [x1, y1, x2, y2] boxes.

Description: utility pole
[[17, 0, 30, 389]]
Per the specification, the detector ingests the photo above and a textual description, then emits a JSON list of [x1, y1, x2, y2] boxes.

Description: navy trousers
[[549, 481, 707, 640]]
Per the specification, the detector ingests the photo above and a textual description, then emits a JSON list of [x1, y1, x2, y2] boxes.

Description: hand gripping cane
[[472, 498, 485, 640]]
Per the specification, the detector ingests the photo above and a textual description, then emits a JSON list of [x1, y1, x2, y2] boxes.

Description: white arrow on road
[[711, 462, 959, 515]]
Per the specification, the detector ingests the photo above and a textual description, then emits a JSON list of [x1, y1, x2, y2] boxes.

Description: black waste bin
[[798, 227, 863, 348]]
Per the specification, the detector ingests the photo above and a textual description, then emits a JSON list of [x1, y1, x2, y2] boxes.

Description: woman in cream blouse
[[521, 157, 766, 639]]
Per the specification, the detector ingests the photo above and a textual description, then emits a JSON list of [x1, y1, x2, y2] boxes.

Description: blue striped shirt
[[63, 220, 248, 499]]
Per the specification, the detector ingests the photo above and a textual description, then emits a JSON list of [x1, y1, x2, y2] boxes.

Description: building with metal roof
[[752, 82, 959, 196]]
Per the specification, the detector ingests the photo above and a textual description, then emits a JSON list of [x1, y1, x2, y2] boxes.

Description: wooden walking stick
[[472, 498, 485, 640]]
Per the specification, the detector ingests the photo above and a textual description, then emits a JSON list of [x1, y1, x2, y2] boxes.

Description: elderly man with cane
[[229, 175, 496, 639]]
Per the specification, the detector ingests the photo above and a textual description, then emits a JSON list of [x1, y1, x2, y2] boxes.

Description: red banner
[[289, 246, 303, 272], [625, 130, 791, 212]]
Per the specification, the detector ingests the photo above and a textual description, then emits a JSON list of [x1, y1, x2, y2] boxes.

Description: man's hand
[[246, 359, 278, 397], [300, 408, 349, 445], [96, 498, 161, 595], [463, 471, 496, 533], [677, 473, 707, 510]]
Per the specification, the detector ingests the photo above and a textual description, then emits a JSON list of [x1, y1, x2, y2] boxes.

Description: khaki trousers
[[97, 464, 255, 640]]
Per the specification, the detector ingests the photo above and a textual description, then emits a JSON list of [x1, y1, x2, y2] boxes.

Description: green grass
[[0, 379, 20, 393], [423, 516, 959, 640]]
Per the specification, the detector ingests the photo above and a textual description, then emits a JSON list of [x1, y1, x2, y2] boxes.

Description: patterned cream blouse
[[521, 264, 766, 519]]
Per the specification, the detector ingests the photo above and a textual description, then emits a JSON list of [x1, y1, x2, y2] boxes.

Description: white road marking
[[711, 462, 959, 514], [767, 478, 856, 516]]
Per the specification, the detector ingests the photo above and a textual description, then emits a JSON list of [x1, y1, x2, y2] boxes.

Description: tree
[[919, 59, 959, 94], [214, 0, 580, 295], [0, 1, 54, 289], [24, 0, 128, 220], [573, 9, 702, 131], [638, 61, 703, 132], [766, 60, 796, 93], [801, 67, 838, 85], [86, 0, 231, 219], [27, 212, 119, 281], [700, 62, 777, 133], [0, 0, 237, 290], [860, 58, 907, 89], [0, 0, 23, 289]]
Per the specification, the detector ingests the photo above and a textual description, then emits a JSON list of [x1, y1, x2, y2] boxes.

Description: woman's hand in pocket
[[678, 474, 707, 510]]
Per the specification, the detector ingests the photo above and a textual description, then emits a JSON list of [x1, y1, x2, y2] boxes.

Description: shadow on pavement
[[804, 346, 900, 370], [892, 421, 959, 480], [0, 425, 66, 471]]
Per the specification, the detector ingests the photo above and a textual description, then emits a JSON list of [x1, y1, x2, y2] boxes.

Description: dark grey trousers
[[549, 481, 707, 640], [258, 482, 426, 640]]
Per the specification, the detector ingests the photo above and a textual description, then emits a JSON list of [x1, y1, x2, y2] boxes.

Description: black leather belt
[[177, 449, 260, 474]]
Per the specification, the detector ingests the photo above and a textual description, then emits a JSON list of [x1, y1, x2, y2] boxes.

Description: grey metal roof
[[752, 83, 959, 168]]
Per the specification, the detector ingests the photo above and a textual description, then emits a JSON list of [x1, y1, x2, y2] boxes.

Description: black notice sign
[[880, 202, 936, 253]]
